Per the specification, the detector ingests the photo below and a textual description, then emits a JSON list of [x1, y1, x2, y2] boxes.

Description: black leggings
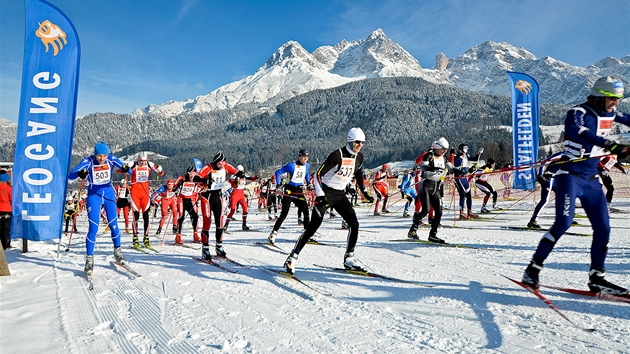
[[273, 195, 310, 231], [291, 191, 359, 255], [411, 180, 443, 236]]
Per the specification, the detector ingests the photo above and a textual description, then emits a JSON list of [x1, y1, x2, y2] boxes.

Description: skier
[[527, 152, 563, 229], [500, 163, 513, 199], [474, 158, 500, 213], [126, 152, 164, 248], [68, 142, 129, 275], [225, 165, 257, 231], [598, 155, 627, 210], [283, 128, 374, 274], [372, 164, 395, 215], [115, 178, 131, 233], [153, 179, 178, 237], [522, 76, 630, 295], [63, 197, 78, 233], [173, 166, 200, 244], [192, 151, 239, 259], [407, 138, 453, 244], [268, 149, 311, 244], [452, 144, 483, 219], [0, 171, 12, 250], [398, 169, 416, 218]]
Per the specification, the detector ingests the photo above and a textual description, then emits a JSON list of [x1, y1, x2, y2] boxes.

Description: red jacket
[[0, 182, 11, 213]]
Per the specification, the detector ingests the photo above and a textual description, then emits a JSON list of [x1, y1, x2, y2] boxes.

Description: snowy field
[[1, 196, 629, 353]]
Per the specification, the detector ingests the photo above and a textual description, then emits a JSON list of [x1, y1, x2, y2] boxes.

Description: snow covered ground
[[1, 196, 629, 353]]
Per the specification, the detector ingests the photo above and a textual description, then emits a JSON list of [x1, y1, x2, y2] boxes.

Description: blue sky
[[1, 0, 628, 122]]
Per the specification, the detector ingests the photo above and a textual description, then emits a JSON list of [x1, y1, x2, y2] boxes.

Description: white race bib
[[91, 164, 111, 185]]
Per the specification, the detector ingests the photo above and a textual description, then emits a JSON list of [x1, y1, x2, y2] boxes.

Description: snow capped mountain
[[133, 29, 443, 117], [0, 117, 17, 145], [132, 29, 629, 118]]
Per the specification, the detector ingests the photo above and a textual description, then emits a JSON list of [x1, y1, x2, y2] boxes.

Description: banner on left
[[11, 0, 81, 241]]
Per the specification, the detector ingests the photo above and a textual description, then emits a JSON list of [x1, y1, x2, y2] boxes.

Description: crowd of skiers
[[67, 76, 630, 295]]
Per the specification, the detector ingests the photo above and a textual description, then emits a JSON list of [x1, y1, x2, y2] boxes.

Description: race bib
[[210, 170, 227, 190], [117, 187, 127, 198], [91, 164, 111, 185], [591, 116, 615, 157], [290, 165, 307, 185], [180, 182, 195, 197], [135, 167, 149, 183]]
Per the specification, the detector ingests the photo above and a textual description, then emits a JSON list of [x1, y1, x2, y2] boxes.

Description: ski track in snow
[[1, 197, 629, 353]]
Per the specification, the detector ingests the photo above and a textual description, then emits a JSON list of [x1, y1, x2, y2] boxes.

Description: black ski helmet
[[486, 158, 495, 166], [212, 151, 225, 164], [298, 149, 309, 157], [186, 165, 195, 174], [458, 144, 468, 154]]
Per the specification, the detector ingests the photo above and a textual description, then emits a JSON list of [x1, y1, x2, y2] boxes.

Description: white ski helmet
[[347, 128, 366, 142], [237, 164, 244, 172], [591, 76, 624, 99], [431, 137, 449, 150], [137, 151, 148, 161]]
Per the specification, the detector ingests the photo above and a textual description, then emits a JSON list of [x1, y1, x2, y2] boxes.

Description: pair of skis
[[504, 275, 630, 332], [84, 260, 142, 291]]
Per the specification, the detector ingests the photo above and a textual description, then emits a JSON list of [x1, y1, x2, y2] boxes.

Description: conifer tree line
[[2, 77, 629, 179]]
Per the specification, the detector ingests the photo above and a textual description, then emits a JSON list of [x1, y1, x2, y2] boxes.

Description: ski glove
[[604, 140, 630, 159], [156, 165, 163, 173], [315, 196, 329, 208], [362, 191, 375, 204], [77, 169, 88, 179], [478, 148, 484, 155], [120, 165, 130, 173], [536, 174, 547, 185]]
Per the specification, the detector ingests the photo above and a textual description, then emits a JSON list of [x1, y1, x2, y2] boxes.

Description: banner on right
[[507, 71, 540, 190]]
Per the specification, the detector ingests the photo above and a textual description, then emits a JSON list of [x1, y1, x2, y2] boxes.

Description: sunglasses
[[354, 141, 365, 145]]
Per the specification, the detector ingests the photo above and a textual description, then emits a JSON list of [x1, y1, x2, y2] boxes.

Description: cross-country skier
[[398, 169, 416, 218], [225, 165, 257, 231], [372, 164, 395, 215], [268, 149, 311, 244], [193, 151, 238, 259], [126, 152, 164, 247], [68, 142, 129, 275], [407, 137, 453, 244], [522, 76, 630, 295], [283, 128, 375, 274], [527, 152, 563, 229], [153, 179, 178, 237], [115, 178, 131, 233], [173, 166, 200, 244], [474, 158, 499, 213], [452, 144, 483, 219]]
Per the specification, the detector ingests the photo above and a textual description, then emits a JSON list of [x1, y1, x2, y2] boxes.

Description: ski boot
[[459, 210, 468, 220], [480, 205, 490, 213], [373, 211, 380, 216], [344, 252, 366, 272], [407, 229, 419, 240], [467, 210, 479, 219], [297, 218, 304, 225], [402, 210, 410, 218], [132, 235, 140, 248], [284, 253, 297, 275], [84, 255, 94, 275], [113, 247, 126, 265], [493, 203, 503, 210], [201, 245, 212, 260], [242, 223, 250, 231], [143, 235, 151, 247], [125, 227, 131, 234], [172, 226, 178, 234], [588, 268, 628, 295], [215, 243, 227, 257], [427, 231, 445, 244], [527, 221, 541, 229], [175, 234, 183, 245], [268, 230, 277, 244], [522, 260, 543, 289], [193, 232, 201, 243], [155, 227, 162, 236], [341, 221, 348, 229], [382, 209, 390, 214]]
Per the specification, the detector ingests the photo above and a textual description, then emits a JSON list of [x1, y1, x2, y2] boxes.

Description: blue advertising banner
[[507, 72, 539, 190], [11, 0, 81, 241]]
